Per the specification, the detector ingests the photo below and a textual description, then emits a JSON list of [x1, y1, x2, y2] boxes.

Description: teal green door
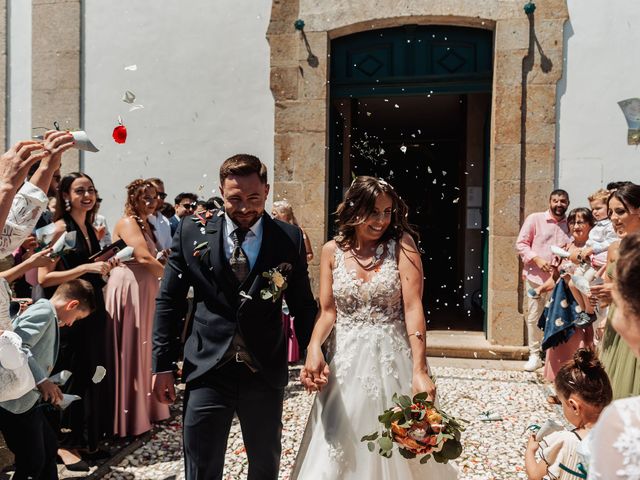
[[329, 25, 492, 332]]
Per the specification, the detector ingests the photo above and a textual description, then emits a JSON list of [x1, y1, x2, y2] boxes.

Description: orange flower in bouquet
[[361, 392, 465, 464]]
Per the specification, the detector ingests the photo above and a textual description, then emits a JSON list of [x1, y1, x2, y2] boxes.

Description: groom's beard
[[228, 210, 263, 229]]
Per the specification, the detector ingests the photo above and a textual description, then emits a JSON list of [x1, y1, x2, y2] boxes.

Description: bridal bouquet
[[361, 392, 465, 464]]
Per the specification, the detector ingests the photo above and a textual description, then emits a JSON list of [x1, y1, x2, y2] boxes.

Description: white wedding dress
[[292, 240, 458, 479]]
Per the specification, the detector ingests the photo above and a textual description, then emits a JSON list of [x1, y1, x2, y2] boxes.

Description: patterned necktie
[[230, 228, 250, 283]]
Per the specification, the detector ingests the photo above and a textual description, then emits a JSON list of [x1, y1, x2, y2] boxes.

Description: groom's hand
[[152, 372, 176, 404]]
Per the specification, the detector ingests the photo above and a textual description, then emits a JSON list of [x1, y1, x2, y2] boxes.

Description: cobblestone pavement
[[97, 362, 562, 480]]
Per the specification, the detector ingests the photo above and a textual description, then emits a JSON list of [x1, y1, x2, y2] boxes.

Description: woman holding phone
[[38, 172, 118, 469], [105, 179, 169, 438]]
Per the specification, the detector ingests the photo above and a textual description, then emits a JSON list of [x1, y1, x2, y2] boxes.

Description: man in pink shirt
[[516, 189, 571, 371]]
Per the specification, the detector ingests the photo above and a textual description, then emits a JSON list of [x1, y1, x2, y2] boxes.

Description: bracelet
[[409, 331, 424, 341]]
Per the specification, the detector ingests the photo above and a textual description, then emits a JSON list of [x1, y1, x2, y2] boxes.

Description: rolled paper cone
[[71, 130, 99, 153], [51, 232, 68, 254], [49, 370, 73, 386], [92, 366, 106, 384], [550, 246, 570, 258], [59, 394, 82, 410], [584, 267, 597, 283], [115, 246, 134, 262], [535, 419, 564, 441]]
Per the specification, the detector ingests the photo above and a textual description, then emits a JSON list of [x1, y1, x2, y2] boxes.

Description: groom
[[152, 154, 318, 480]]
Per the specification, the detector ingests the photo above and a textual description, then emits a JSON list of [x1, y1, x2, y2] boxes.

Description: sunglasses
[[157, 192, 168, 200], [181, 202, 197, 210]]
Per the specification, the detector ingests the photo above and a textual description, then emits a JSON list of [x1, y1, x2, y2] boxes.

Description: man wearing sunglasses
[[170, 192, 199, 237], [148, 178, 173, 250]]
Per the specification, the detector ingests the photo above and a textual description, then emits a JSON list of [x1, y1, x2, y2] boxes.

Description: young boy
[[0, 279, 95, 480]]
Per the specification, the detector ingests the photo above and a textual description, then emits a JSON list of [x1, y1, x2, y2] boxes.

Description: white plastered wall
[[83, 0, 275, 226], [557, 0, 640, 206]]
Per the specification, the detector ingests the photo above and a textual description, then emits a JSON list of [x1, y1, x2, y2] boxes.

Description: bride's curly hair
[[124, 179, 157, 238], [334, 176, 419, 250]]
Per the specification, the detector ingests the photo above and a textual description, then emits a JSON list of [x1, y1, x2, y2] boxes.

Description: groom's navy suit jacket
[[152, 212, 318, 388]]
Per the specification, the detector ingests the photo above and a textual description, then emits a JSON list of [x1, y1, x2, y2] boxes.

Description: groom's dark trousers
[[184, 361, 284, 479], [153, 213, 317, 480]]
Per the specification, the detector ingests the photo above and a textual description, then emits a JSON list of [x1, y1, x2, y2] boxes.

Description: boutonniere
[[193, 241, 210, 260], [260, 262, 292, 302], [191, 210, 214, 227]]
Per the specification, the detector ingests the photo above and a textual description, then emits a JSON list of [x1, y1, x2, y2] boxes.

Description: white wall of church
[[557, 0, 640, 206], [83, 0, 275, 226]]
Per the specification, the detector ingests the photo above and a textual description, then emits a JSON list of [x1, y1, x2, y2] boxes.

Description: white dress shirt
[[149, 212, 173, 250], [222, 214, 263, 270]]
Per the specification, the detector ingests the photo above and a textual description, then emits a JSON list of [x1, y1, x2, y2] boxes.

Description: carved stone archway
[[268, 0, 568, 348]]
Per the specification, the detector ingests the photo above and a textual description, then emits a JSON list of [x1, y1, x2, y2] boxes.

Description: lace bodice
[[332, 239, 404, 327]]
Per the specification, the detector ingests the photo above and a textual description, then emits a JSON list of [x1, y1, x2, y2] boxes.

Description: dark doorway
[[328, 26, 493, 332]]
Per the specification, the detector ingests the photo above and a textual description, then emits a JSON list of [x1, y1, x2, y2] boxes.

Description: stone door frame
[[268, 0, 568, 347]]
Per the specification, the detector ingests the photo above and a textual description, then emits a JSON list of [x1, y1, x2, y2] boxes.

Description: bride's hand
[[412, 370, 436, 401], [301, 346, 330, 393]]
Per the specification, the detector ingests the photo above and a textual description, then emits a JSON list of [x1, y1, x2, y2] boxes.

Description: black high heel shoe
[[56, 454, 90, 472]]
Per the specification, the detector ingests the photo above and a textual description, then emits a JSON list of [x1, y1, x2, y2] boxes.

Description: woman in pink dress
[[543, 208, 596, 382], [105, 179, 170, 437]]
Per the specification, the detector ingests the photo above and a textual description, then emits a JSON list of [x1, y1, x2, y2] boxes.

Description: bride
[[294, 176, 458, 479]]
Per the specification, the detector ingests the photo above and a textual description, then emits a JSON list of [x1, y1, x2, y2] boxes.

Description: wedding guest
[[538, 208, 595, 382], [147, 177, 172, 250], [516, 190, 571, 371], [160, 202, 175, 219], [525, 349, 612, 480], [272, 200, 314, 262], [0, 279, 96, 480], [589, 231, 640, 477], [170, 192, 198, 236], [594, 183, 640, 399], [105, 179, 169, 437], [38, 172, 118, 468]]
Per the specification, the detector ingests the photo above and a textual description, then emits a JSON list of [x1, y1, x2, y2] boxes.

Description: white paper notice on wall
[[467, 186, 483, 208], [466, 208, 482, 230]]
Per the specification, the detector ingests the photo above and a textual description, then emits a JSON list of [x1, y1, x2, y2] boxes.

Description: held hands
[[300, 346, 330, 393], [412, 370, 436, 401], [37, 379, 63, 405], [152, 372, 176, 404]]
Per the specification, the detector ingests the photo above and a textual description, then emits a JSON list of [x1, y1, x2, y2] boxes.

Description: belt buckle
[[235, 351, 244, 363]]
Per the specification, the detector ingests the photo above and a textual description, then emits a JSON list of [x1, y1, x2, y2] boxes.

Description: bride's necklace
[[350, 243, 385, 271]]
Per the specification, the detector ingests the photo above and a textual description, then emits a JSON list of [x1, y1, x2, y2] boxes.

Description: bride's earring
[[65, 199, 71, 211]]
